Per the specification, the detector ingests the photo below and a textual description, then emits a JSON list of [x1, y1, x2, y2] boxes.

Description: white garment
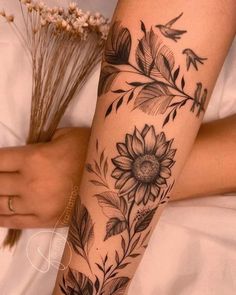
[[0, 1, 236, 294]]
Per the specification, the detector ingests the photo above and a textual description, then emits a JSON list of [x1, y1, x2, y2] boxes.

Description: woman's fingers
[[0, 146, 25, 172], [0, 195, 28, 215], [0, 195, 63, 228], [0, 172, 23, 195]]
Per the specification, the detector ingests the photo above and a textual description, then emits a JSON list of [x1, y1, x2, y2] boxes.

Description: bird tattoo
[[182, 48, 208, 71], [155, 12, 187, 42]]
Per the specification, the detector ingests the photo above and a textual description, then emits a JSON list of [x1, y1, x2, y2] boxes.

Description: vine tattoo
[[60, 125, 176, 294], [98, 15, 208, 126]]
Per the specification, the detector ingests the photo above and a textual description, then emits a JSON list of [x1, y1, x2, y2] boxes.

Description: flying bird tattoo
[[182, 48, 208, 71], [155, 12, 187, 42]]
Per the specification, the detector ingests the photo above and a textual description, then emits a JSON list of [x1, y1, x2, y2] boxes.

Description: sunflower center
[[132, 154, 160, 183]]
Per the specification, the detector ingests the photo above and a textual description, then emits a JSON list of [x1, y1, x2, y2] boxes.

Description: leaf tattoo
[[96, 191, 127, 219], [99, 19, 208, 125], [104, 218, 127, 241], [60, 268, 94, 295], [68, 198, 94, 269], [133, 83, 175, 115], [136, 27, 159, 76], [134, 207, 157, 233], [98, 66, 120, 97], [102, 277, 130, 295], [104, 21, 131, 65], [86, 141, 109, 188]]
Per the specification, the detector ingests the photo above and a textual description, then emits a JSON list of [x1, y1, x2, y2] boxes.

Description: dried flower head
[[15, 0, 110, 40]]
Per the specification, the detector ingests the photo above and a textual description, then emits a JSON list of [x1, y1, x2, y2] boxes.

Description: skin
[[0, 115, 236, 228], [172, 114, 236, 200]]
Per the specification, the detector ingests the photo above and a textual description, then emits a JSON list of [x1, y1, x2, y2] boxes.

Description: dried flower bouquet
[[0, 0, 109, 247]]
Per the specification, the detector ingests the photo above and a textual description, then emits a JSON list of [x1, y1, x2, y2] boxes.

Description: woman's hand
[[0, 127, 90, 228]]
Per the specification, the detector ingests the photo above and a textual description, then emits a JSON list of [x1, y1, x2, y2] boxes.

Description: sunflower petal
[[135, 184, 147, 204], [141, 124, 150, 137], [155, 142, 169, 158], [126, 134, 136, 158], [156, 177, 167, 186], [166, 148, 176, 159], [112, 156, 133, 170], [115, 172, 133, 189], [143, 185, 151, 205], [111, 168, 124, 179], [128, 188, 136, 201], [160, 167, 171, 178], [132, 128, 145, 155], [160, 158, 174, 168], [144, 126, 156, 153], [151, 184, 160, 197], [155, 132, 166, 149], [117, 143, 129, 156], [119, 177, 138, 195]]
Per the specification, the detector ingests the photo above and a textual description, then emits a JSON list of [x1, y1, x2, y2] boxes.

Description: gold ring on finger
[[8, 196, 16, 214]]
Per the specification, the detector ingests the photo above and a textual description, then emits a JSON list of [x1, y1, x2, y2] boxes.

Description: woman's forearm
[[172, 114, 236, 200], [53, 1, 236, 294]]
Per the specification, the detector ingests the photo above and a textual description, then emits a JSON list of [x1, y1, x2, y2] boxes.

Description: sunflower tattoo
[[61, 125, 176, 295], [112, 125, 176, 205]]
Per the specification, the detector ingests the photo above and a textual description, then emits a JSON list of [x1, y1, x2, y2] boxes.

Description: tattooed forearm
[[54, 2, 236, 294], [60, 125, 176, 294], [59, 15, 205, 295], [98, 16, 208, 126]]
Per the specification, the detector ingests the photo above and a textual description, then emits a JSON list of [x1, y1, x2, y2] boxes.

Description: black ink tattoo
[[60, 267, 94, 295], [60, 266, 129, 295], [191, 82, 207, 117], [86, 140, 109, 189], [155, 12, 187, 42], [112, 125, 175, 205], [61, 125, 176, 294], [68, 198, 94, 270], [98, 20, 208, 126], [104, 21, 131, 65], [182, 48, 208, 71]]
